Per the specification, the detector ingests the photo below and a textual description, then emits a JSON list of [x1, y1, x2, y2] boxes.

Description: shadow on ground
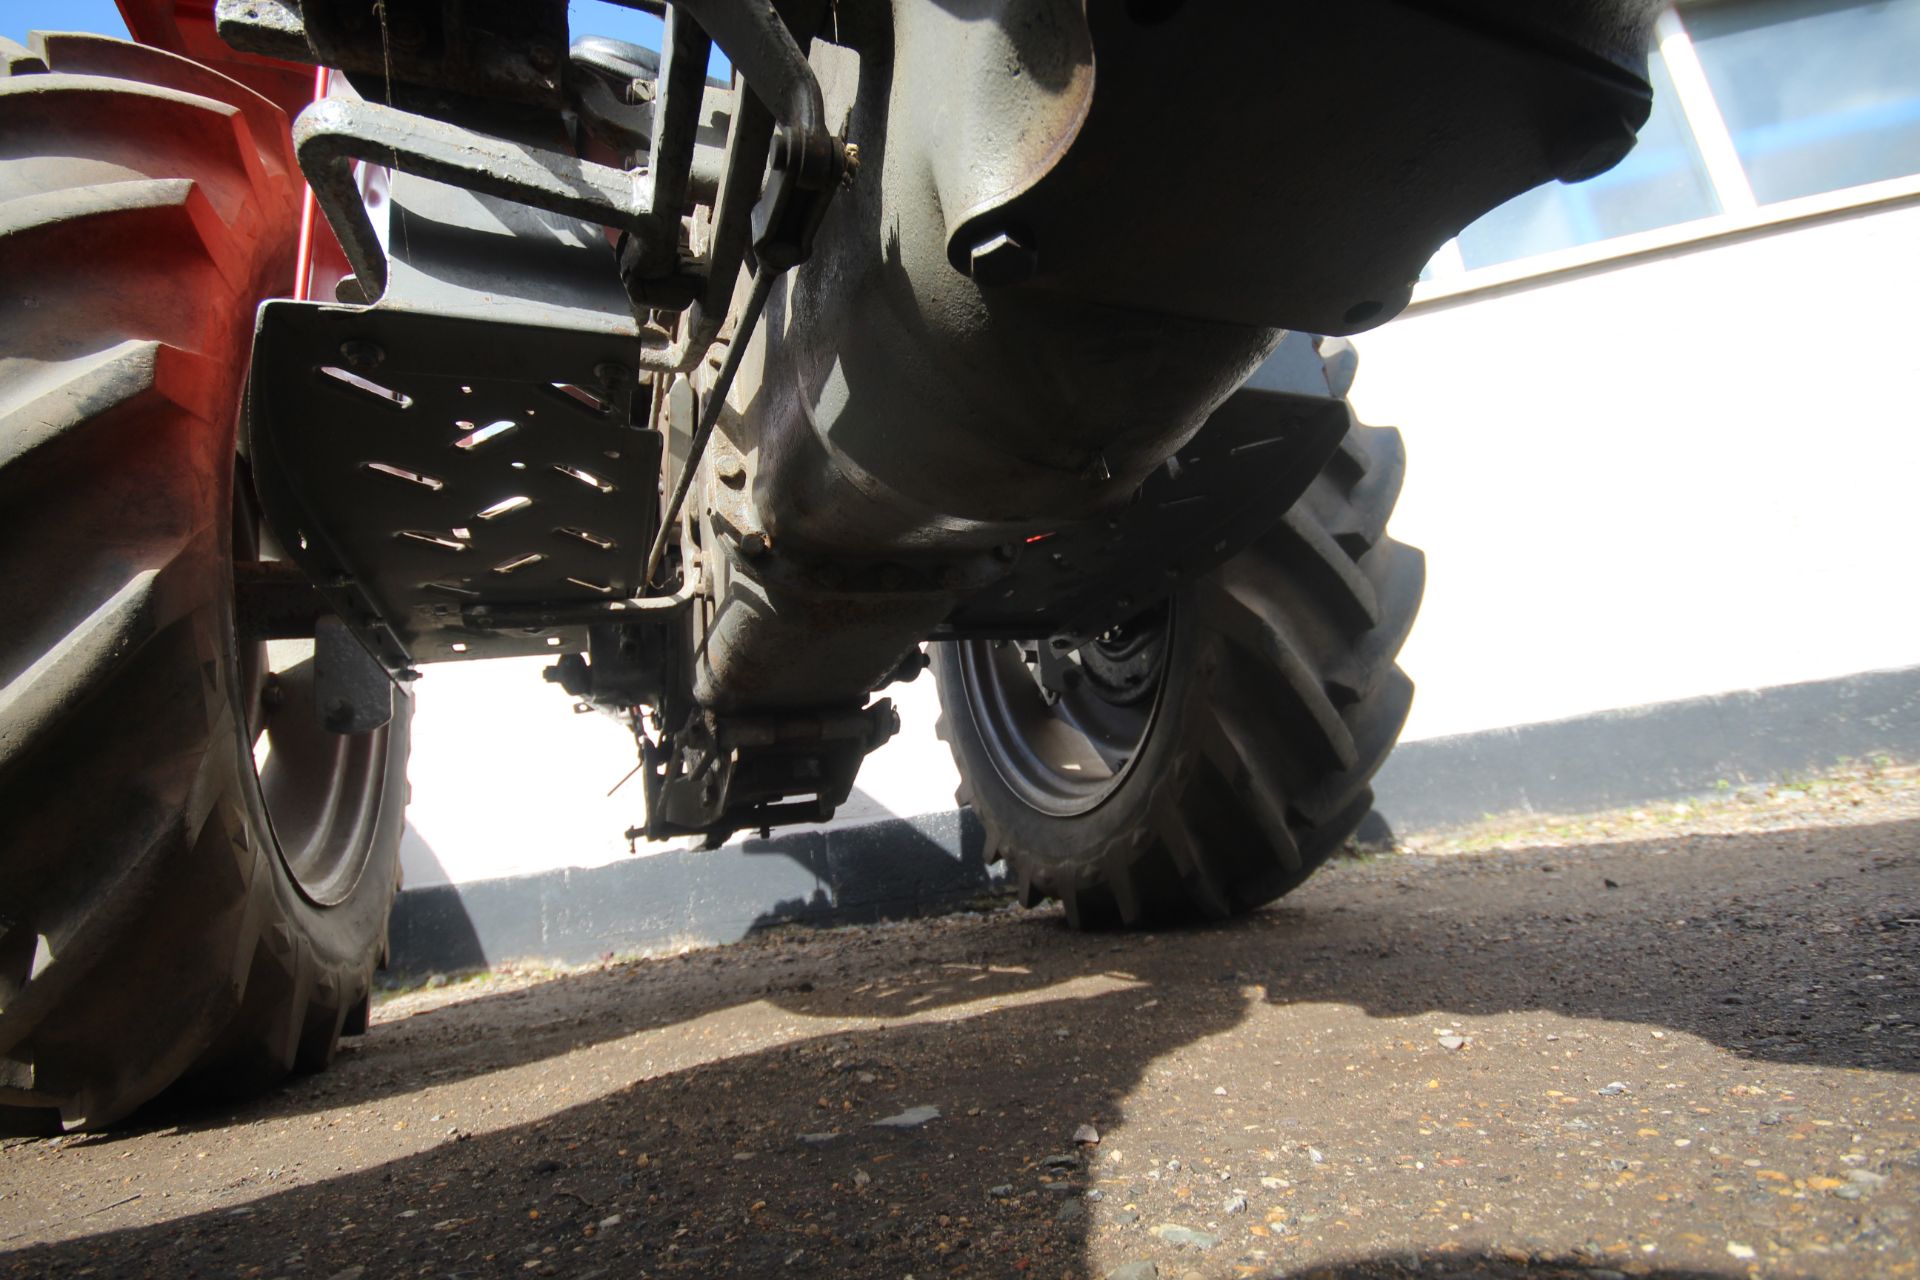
[[2, 815, 1913, 1276], [251, 818, 1920, 1122]]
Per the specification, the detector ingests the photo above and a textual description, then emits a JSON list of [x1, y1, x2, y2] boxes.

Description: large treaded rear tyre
[[0, 35, 410, 1132], [934, 361, 1422, 929]]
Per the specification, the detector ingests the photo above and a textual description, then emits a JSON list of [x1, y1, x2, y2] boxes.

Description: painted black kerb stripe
[[388, 809, 995, 976], [1368, 663, 1920, 836]]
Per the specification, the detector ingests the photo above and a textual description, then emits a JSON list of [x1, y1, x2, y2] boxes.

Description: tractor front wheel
[[0, 34, 410, 1132]]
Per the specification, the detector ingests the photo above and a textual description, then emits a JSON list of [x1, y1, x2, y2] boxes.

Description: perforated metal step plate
[[246, 300, 661, 667]]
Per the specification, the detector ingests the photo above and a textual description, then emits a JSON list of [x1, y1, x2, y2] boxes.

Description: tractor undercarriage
[[0, 0, 1670, 1129], [223, 0, 1661, 846]]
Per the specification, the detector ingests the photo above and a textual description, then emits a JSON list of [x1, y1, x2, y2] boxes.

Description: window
[[1686, 0, 1920, 204], [1425, 0, 1920, 284], [1456, 55, 1719, 270]]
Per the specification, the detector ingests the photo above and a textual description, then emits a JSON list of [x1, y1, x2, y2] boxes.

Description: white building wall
[[399, 659, 958, 888], [403, 199, 1920, 889], [1351, 200, 1920, 741]]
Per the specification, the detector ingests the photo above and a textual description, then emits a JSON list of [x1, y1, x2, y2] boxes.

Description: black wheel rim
[[234, 471, 392, 908], [954, 603, 1172, 818]]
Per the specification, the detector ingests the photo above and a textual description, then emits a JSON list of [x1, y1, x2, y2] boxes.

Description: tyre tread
[[935, 348, 1424, 929], [0, 37, 401, 1134]]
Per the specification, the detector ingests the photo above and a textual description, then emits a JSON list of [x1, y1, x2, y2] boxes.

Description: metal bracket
[[234, 559, 328, 641], [644, 699, 900, 841], [314, 616, 394, 734], [295, 97, 669, 304], [250, 0, 846, 372], [942, 333, 1354, 644]]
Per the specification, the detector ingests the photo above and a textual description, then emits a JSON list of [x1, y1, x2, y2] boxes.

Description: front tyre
[[934, 410, 1422, 929], [0, 35, 410, 1132]]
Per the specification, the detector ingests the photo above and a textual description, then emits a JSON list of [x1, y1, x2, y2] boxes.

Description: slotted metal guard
[[246, 300, 662, 667]]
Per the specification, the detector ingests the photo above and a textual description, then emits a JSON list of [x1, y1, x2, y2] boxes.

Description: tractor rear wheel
[[934, 370, 1422, 929], [0, 34, 410, 1132]]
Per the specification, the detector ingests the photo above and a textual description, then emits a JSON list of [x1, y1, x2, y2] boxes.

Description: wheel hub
[[954, 603, 1172, 817]]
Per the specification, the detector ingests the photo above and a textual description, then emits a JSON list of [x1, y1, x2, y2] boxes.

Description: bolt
[[260, 674, 285, 710], [338, 338, 384, 370], [594, 361, 628, 389], [967, 229, 1039, 287], [529, 45, 558, 73], [716, 457, 747, 489], [993, 543, 1019, 563], [739, 530, 770, 558], [324, 698, 356, 729]]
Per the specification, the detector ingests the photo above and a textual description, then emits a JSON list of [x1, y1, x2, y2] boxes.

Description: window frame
[[1409, 2, 1920, 309]]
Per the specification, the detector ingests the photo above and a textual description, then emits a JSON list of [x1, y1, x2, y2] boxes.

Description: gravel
[[1, 782, 1915, 1278]]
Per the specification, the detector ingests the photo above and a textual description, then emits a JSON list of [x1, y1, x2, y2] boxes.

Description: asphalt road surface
[[3, 783, 1916, 1279]]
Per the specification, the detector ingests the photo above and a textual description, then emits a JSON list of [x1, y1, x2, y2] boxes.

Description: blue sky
[[5, 0, 128, 45], [5, 2, 701, 68]]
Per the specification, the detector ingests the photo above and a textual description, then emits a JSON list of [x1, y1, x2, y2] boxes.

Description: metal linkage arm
[[672, 0, 830, 179], [624, 6, 710, 279], [294, 96, 657, 301]]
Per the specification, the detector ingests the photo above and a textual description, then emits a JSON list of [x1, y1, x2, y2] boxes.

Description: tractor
[[0, 0, 1661, 1129]]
